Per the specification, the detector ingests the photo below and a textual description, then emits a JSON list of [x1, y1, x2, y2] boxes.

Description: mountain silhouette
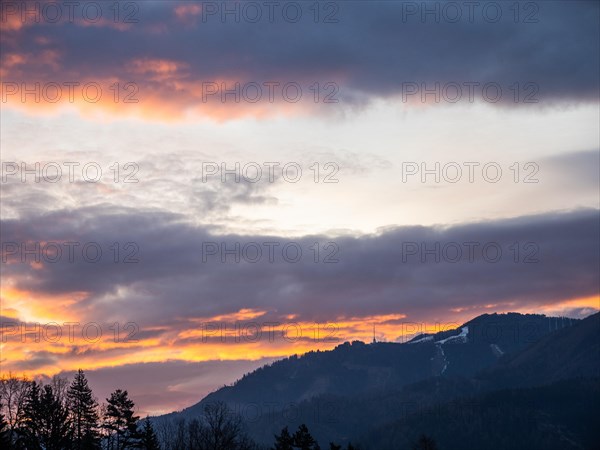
[[156, 312, 599, 448]]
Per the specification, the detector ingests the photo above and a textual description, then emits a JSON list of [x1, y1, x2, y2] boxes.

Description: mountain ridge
[[153, 311, 597, 448]]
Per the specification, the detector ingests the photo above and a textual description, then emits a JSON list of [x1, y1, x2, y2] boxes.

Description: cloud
[[0, 153, 282, 224], [540, 149, 600, 192], [1, 1, 598, 120], [2, 206, 598, 325]]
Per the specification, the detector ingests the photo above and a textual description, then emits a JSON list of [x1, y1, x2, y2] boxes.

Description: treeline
[[155, 417, 434, 450], [271, 424, 435, 450], [1, 371, 436, 449], [0, 370, 158, 449], [153, 414, 359, 449], [153, 402, 256, 450]]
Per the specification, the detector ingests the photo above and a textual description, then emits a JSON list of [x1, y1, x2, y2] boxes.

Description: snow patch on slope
[[490, 343, 504, 357], [438, 344, 448, 374], [436, 326, 469, 344], [409, 335, 434, 344]]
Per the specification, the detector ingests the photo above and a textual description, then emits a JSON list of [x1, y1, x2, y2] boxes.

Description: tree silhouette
[[68, 369, 100, 449], [155, 405, 256, 450], [328, 445, 357, 450], [20, 380, 43, 447], [2, 375, 155, 450], [292, 424, 320, 450], [273, 426, 294, 450], [200, 401, 246, 450], [39, 384, 72, 449], [0, 403, 12, 449], [21, 382, 72, 449], [104, 389, 140, 449], [138, 417, 160, 450], [0, 375, 30, 445], [329, 442, 358, 450], [272, 424, 321, 450], [187, 418, 203, 449], [412, 434, 438, 450]]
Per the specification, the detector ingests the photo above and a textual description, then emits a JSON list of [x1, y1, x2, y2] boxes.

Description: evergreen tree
[[19, 380, 42, 448], [292, 424, 320, 450], [0, 403, 12, 449], [412, 434, 438, 450], [21, 382, 71, 450], [273, 426, 294, 450], [104, 390, 140, 450], [68, 369, 101, 449], [138, 417, 160, 450], [39, 384, 72, 449], [329, 443, 341, 450]]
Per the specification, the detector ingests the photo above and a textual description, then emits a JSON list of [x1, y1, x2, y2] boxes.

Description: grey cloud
[[11, 350, 59, 371], [540, 149, 600, 192], [1, 206, 598, 326], [3, 1, 598, 107]]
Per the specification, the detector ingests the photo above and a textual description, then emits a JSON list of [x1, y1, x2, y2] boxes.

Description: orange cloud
[[0, 48, 336, 122], [3, 275, 597, 380], [0, 77, 324, 123], [1, 10, 25, 31], [1, 284, 87, 324], [2, 53, 27, 67], [174, 4, 203, 24], [524, 296, 600, 315], [75, 17, 133, 31], [0, 299, 413, 378], [129, 58, 187, 76]]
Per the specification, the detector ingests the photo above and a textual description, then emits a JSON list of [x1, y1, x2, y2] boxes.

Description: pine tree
[[21, 382, 71, 450], [67, 369, 101, 449], [138, 417, 160, 450], [19, 380, 42, 448], [39, 384, 72, 449], [292, 424, 320, 450], [273, 426, 294, 450], [103, 389, 140, 450], [0, 403, 12, 449]]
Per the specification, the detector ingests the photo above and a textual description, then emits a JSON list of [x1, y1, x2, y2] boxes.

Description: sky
[[1, 0, 599, 415]]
